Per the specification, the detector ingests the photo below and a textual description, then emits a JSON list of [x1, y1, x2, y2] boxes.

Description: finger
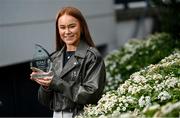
[[30, 67, 44, 72], [44, 76, 53, 80], [37, 78, 52, 86], [36, 80, 49, 86], [33, 78, 45, 85], [31, 73, 49, 79], [34, 77, 49, 82]]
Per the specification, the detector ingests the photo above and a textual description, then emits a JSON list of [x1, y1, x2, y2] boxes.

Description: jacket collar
[[55, 40, 89, 78], [56, 39, 89, 58], [74, 39, 89, 58]]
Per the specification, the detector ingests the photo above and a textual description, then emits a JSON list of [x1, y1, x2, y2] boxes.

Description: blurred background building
[[0, 0, 155, 116]]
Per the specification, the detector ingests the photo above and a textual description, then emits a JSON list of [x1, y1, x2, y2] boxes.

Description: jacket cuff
[[49, 77, 64, 93], [40, 85, 52, 92]]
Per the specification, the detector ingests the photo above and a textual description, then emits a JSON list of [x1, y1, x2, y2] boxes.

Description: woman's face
[[58, 14, 81, 47]]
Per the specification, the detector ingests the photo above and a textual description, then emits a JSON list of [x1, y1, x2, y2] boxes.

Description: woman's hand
[[30, 67, 53, 87]]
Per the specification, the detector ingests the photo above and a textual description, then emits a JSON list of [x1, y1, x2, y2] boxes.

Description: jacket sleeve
[[37, 51, 58, 109], [38, 86, 53, 109], [49, 51, 106, 104]]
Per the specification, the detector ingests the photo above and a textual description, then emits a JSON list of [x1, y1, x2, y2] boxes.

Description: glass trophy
[[30, 44, 53, 73]]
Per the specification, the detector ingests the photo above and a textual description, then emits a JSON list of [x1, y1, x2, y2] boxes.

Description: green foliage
[[104, 33, 180, 92], [76, 50, 180, 118]]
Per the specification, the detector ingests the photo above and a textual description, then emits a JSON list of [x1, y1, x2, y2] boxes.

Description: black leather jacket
[[38, 40, 106, 116]]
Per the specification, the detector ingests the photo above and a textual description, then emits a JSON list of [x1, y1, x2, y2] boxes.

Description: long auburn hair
[[55, 6, 95, 51]]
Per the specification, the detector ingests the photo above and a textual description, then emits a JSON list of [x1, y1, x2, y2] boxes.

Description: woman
[[30, 6, 106, 118]]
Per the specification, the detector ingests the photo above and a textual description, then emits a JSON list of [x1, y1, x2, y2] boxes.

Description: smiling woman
[[58, 14, 81, 51], [0, 0, 115, 117], [30, 6, 106, 118]]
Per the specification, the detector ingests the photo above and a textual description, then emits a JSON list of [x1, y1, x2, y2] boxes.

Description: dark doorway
[[0, 62, 52, 117]]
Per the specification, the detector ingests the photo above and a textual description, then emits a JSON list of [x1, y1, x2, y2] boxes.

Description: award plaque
[[30, 44, 52, 72]]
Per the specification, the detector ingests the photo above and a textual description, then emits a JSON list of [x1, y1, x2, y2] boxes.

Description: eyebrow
[[59, 22, 77, 26]]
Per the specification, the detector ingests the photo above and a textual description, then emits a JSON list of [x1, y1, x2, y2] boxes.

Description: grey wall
[[0, 0, 116, 67], [116, 18, 153, 47]]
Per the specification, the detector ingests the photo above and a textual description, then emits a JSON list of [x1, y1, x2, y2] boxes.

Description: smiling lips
[[64, 35, 74, 39]]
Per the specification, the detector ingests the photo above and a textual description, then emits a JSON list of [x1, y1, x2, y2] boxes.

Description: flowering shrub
[[104, 33, 179, 92], [76, 50, 180, 118], [143, 101, 180, 117]]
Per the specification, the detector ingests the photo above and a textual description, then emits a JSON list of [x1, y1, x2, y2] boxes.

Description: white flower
[[131, 75, 147, 84], [165, 77, 179, 88], [126, 96, 136, 104], [126, 65, 132, 70], [138, 96, 151, 108], [114, 74, 122, 81], [109, 63, 116, 71], [99, 115, 107, 118], [145, 96, 151, 107], [81, 49, 180, 117], [117, 81, 131, 95], [154, 82, 166, 91], [120, 54, 133, 64], [118, 112, 137, 118], [178, 82, 180, 88], [152, 74, 163, 80], [118, 86, 126, 95], [128, 85, 139, 95], [122, 107, 126, 111], [158, 91, 171, 102], [139, 96, 145, 107], [142, 104, 160, 113], [153, 101, 180, 117], [111, 110, 121, 117]]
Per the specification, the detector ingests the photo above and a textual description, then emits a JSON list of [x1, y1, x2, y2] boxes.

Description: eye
[[59, 25, 65, 29], [69, 24, 76, 28]]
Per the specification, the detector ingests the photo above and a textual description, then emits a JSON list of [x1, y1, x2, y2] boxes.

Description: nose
[[65, 28, 71, 34]]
